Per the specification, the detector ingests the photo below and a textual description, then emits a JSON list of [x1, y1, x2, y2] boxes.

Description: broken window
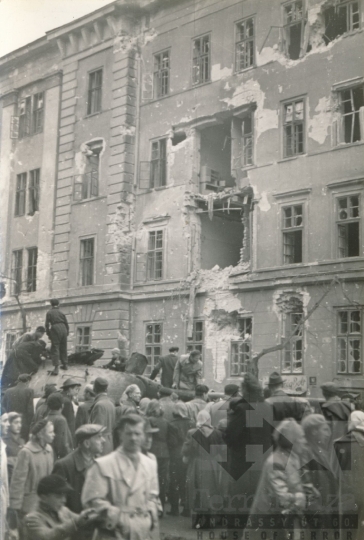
[[186, 320, 204, 354], [76, 326, 91, 352], [19, 97, 31, 138], [18, 93, 44, 138], [154, 50, 170, 98], [192, 34, 210, 85], [200, 122, 236, 193], [15, 173, 27, 217], [74, 147, 100, 201], [151, 139, 167, 188], [283, 1, 305, 60], [11, 250, 23, 295], [26, 247, 38, 292], [241, 115, 254, 167], [338, 310, 361, 374], [337, 195, 360, 257], [230, 318, 253, 376], [145, 323, 162, 375], [235, 17, 255, 71], [282, 311, 303, 373], [283, 99, 305, 157], [324, 0, 360, 44], [32, 93, 44, 134], [28, 169, 40, 215], [80, 238, 95, 286], [339, 86, 364, 144], [147, 230, 163, 280], [87, 69, 103, 115], [282, 204, 303, 264]]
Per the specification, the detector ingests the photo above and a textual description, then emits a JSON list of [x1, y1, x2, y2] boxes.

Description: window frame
[[337, 308, 362, 374], [282, 97, 306, 158], [150, 138, 167, 189], [18, 96, 32, 139], [192, 33, 211, 86], [336, 194, 361, 258], [186, 319, 204, 355], [28, 169, 40, 215], [282, 0, 305, 60], [338, 85, 364, 145], [11, 249, 23, 296], [241, 114, 254, 167], [153, 49, 170, 99], [32, 92, 44, 135], [75, 325, 92, 353], [281, 311, 304, 374], [235, 17, 255, 72], [87, 68, 103, 116], [15, 173, 27, 217], [79, 237, 95, 286], [145, 322, 163, 376], [4, 332, 17, 361], [324, 0, 360, 43], [26, 247, 38, 293], [282, 203, 304, 265], [146, 230, 164, 281], [230, 317, 253, 377]]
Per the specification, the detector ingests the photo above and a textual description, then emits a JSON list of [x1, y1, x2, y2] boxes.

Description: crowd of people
[[1, 333, 364, 540]]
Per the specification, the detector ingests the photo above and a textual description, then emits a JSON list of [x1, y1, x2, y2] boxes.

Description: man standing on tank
[[45, 298, 69, 375]]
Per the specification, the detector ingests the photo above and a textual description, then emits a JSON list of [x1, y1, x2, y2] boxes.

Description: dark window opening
[[11, 250, 23, 295], [76, 326, 91, 353], [19, 97, 31, 138], [80, 238, 95, 286], [324, 1, 360, 44], [192, 35, 210, 85], [154, 50, 170, 98], [145, 323, 162, 376], [186, 320, 204, 354], [337, 195, 360, 258], [231, 319, 252, 376], [147, 230, 163, 280], [151, 139, 167, 188], [340, 86, 364, 144], [283, 99, 305, 157], [172, 132, 187, 146], [200, 121, 235, 193], [338, 310, 361, 374], [15, 173, 27, 217], [32, 93, 44, 135], [27, 247, 38, 292], [28, 169, 40, 215], [283, 205, 303, 264], [200, 211, 244, 270], [87, 69, 103, 115], [283, 1, 304, 60], [235, 18, 255, 71]]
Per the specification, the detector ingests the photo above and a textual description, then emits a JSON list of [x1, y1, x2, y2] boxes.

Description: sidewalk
[[160, 507, 196, 540]]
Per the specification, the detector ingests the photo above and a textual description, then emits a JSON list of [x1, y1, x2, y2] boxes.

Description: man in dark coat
[[12, 327, 46, 352], [46, 393, 74, 460], [321, 381, 352, 442], [89, 377, 115, 456], [45, 298, 69, 375], [61, 378, 81, 445], [265, 371, 309, 423], [75, 385, 95, 430], [150, 347, 179, 388], [53, 424, 106, 513], [1, 341, 45, 389], [2, 374, 34, 440]]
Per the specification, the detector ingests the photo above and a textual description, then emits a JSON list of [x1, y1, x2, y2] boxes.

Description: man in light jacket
[[89, 377, 115, 456]]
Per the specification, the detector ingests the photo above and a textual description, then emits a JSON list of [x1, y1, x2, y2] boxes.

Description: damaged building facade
[[1, 0, 364, 397]]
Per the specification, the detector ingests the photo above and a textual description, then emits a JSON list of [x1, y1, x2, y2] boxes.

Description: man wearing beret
[[53, 424, 106, 513], [2, 373, 34, 441], [24, 474, 100, 540], [185, 384, 209, 425], [89, 378, 115, 456]]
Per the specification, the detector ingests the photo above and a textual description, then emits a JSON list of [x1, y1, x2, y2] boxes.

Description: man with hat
[[53, 424, 106, 513], [82, 414, 159, 540], [204, 384, 240, 427], [24, 475, 100, 540], [103, 348, 126, 372], [89, 378, 115, 456], [47, 393, 74, 460], [45, 298, 69, 375], [150, 347, 179, 388], [185, 384, 209, 425], [2, 373, 34, 440], [265, 371, 308, 423], [61, 378, 81, 444], [321, 381, 352, 445], [75, 384, 95, 430]]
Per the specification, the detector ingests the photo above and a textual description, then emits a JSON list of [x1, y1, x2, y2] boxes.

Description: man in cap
[[12, 326, 46, 352], [321, 381, 352, 443], [45, 298, 69, 375], [204, 384, 240, 427], [75, 384, 95, 430], [103, 348, 126, 372], [53, 424, 106, 513], [150, 347, 179, 388], [89, 378, 115, 456], [61, 378, 81, 444], [265, 371, 308, 423], [47, 393, 74, 460], [24, 475, 100, 540], [185, 384, 209, 425], [2, 373, 34, 440], [173, 350, 203, 391], [82, 414, 159, 540]]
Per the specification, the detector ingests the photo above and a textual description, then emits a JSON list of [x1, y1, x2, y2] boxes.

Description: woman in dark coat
[[224, 373, 273, 512], [182, 410, 225, 527], [146, 399, 171, 513], [3, 413, 25, 485]]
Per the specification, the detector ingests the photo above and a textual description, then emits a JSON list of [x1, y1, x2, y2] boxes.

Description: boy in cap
[[2, 373, 34, 440], [53, 424, 106, 513], [45, 299, 69, 375], [89, 378, 115, 456]]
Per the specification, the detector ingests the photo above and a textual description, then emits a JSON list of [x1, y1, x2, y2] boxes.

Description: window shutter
[[74, 176, 83, 201], [139, 161, 151, 189], [300, 19, 310, 57], [90, 170, 99, 197], [331, 118, 341, 147], [10, 116, 19, 139], [200, 165, 212, 186], [359, 106, 364, 142]]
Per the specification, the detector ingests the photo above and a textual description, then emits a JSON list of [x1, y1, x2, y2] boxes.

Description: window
[[145, 323, 162, 375], [192, 34, 210, 85], [154, 50, 170, 98], [337, 195, 360, 258], [147, 230, 163, 280], [339, 86, 364, 144], [150, 139, 167, 188], [337, 310, 361, 374], [74, 150, 99, 201], [5, 333, 17, 360], [283, 1, 304, 60], [282, 204, 303, 264], [32, 93, 44, 134], [87, 69, 103, 115], [282, 312, 303, 373], [28, 169, 40, 215], [242, 115, 253, 167], [15, 173, 27, 216], [19, 97, 31, 138], [283, 99, 305, 157], [235, 18, 255, 71], [231, 318, 253, 376], [11, 250, 23, 295], [80, 238, 95, 286], [186, 320, 204, 353], [76, 326, 91, 353], [324, 1, 360, 43], [27, 248, 38, 292]]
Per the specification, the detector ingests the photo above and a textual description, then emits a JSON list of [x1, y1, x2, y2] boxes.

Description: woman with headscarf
[[334, 410, 364, 540], [225, 373, 273, 512], [3, 413, 25, 485], [182, 410, 224, 526], [146, 399, 171, 514], [167, 402, 194, 516]]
